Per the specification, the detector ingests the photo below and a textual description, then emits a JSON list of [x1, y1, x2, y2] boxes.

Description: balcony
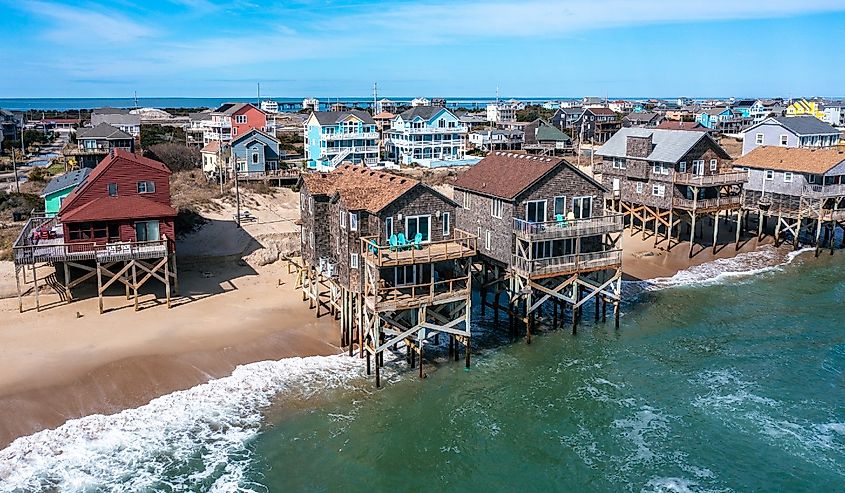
[[360, 229, 477, 267], [674, 171, 747, 187], [513, 214, 623, 241], [392, 126, 468, 135], [322, 131, 379, 141], [803, 183, 845, 198], [671, 194, 743, 210], [324, 146, 379, 155], [513, 249, 623, 277], [366, 276, 471, 311]]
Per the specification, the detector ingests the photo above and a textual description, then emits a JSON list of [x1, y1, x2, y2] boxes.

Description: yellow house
[[786, 99, 825, 119]]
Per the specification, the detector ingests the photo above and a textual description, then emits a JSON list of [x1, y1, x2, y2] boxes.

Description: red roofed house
[[59, 149, 177, 251]]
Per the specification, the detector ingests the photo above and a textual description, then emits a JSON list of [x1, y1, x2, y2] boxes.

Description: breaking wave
[[0, 355, 364, 492]]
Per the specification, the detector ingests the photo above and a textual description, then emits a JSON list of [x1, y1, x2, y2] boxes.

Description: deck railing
[[513, 214, 623, 240], [323, 131, 379, 141], [513, 249, 622, 276], [372, 275, 470, 307], [361, 228, 477, 266], [803, 183, 845, 198], [236, 168, 300, 180], [673, 170, 748, 186], [671, 194, 743, 210]]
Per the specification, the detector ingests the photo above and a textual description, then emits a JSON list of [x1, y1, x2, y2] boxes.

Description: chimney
[[626, 134, 653, 158]]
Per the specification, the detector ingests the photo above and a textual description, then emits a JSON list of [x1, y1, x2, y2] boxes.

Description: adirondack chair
[[413, 232, 423, 250], [556, 213, 568, 227], [397, 232, 408, 250], [388, 234, 399, 252]]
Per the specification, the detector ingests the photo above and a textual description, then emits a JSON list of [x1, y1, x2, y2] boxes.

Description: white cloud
[[19, 1, 155, 44]]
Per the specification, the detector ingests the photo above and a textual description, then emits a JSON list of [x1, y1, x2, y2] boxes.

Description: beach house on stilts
[[734, 146, 845, 256], [453, 152, 624, 339], [12, 150, 178, 313], [296, 165, 477, 387], [595, 128, 746, 258]]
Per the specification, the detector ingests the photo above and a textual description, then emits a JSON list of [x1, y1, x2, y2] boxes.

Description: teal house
[[40, 168, 91, 217]]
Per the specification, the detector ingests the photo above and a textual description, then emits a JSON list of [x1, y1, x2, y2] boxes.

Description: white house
[[302, 98, 319, 111], [411, 97, 431, 107], [823, 103, 845, 127], [385, 106, 467, 167], [260, 100, 279, 113], [486, 102, 519, 124], [740, 116, 841, 155]]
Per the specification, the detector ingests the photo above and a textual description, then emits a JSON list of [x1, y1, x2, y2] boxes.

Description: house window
[[236, 115, 247, 124], [652, 162, 669, 175], [406, 215, 431, 242], [349, 212, 358, 231], [784, 172, 793, 183], [756, 133, 764, 145], [636, 182, 643, 194], [780, 134, 788, 146], [526, 200, 547, 223], [350, 253, 359, 269], [137, 181, 155, 194], [462, 192, 471, 209], [554, 196, 566, 217], [652, 184, 665, 197], [252, 152, 259, 164], [679, 161, 687, 173], [765, 170, 774, 181], [442, 212, 450, 236], [394, 265, 416, 286], [485, 230, 492, 250], [135, 220, 160, 242], [571, 196, 593, 219], [309, 197, 314, 213], [692, 160, 705, 175], [491, 198, 503, 218], [808, 174, 817, 184], [612, 157, 626, 169], [385, 217, 393, 239], [340, 209, 346, 228], [108, 183, 118, 197], [710, 159, 718, 171]]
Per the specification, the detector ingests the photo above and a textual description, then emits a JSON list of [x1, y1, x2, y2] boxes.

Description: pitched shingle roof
[[453, 151, 603, 200], [76, 123, 133, 140], [596, 128, 728, 163], [41, 168, 91, 197], [734, 146, 845, 174], [61, 195, 177, 222], [398, 106, 449, 121], [299, 164, 422, 212], [310, 110, 376, 125], [768, 116, 840, 136], [523, 119, 570, 144], [201, 141, 220, 153]]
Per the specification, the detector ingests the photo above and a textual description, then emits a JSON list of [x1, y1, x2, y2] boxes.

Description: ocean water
[[2, 247, 844, 492]]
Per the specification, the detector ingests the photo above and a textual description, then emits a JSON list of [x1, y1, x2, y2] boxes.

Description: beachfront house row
[[596, 128, 745, 256], [740, 116, 841, 156], [304, 110, 379, 171], [68, 123, 135, 168], [384, 107, 468, 167], [203, 103, 272, 144], [40, 168, 91, 217], [91, 108, 141, 137], [297, 164, 477, 386], [734, 146, 845, 250], [453, 152, 624, 333]]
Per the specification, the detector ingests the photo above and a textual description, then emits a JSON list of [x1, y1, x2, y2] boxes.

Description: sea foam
[[0, 355, 363, 492]]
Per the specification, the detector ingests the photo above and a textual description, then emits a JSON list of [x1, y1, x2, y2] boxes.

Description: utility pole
[[11, 144, 19, 193], [234, 155, 241, 228], [257, 82, 261, 106]]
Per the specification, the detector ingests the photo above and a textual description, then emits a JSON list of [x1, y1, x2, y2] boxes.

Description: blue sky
[[1, 0, 844, 98]]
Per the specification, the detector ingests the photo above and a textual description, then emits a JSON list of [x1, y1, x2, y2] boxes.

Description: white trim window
[[553, 196, 566, 217], [808, 174, 817, 184], [652, 162, 669, 175], [652, 184, 665, 197], [136, 181, 155, 193], [235, 115, 247, 124], [571, 196, 593, 219], [462, 192, 471, 209], [340, 209, 346, 228], [679, 161, 687, 173], [405, 215, 431, 242], [765, 170, 774, 181], [350, 253, 359, 269], [635, 182, 644, 194], [442, 212, 450, 236], [710, 159, 718, 171], [780, 134, 788, 146], [612, 157, 626, 169], [349, 212, 358, 231], [783, 172, 793, 183], [755, 133, 764, 145], [491, 198, 503, 218], [485, 230, 492, 250]]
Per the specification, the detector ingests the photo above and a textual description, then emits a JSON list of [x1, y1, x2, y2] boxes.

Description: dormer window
[[137, 181, 155, 193]]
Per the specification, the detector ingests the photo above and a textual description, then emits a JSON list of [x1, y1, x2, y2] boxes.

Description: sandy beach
[[0, 186, 781, 449]]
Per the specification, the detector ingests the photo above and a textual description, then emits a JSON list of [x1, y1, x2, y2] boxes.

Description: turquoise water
[[2, 248, 844, 492]]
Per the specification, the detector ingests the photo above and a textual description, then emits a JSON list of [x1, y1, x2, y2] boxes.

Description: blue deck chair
[[388, 234, 399, 252], [413, 232, 423, 250], [556, 213, 568, 227], [397, 232, 408, 250]]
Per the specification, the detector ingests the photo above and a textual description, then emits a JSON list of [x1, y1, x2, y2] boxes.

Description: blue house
[[696, 108, 733, 129], [231, 128, 282, 175], [304, 110, 379, 171]]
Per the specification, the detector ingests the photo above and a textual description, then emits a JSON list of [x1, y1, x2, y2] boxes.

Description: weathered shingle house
[[453, 152, 624, 335], [522, 118, 573, 155], [740, 116, 841, 156], [596, 128, 746, 256], [734, 146, 845, 253], [297, 165, 477, 386], [573, 107, 620, 143], [91, 108, 141, 137], [68, 123, 135, 168], [622, 111, 663, 128]]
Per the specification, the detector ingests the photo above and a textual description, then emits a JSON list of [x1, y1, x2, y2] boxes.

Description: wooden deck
[[361, 229, 477, 267], [512, 249, 623, 279], [513, 214, 624, 241], [365, 276, 471, 311]]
